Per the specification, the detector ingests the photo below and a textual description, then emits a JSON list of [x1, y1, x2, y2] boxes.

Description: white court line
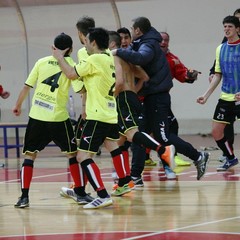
[[0, 171, 112, 184], [122, 216, 240, 240]]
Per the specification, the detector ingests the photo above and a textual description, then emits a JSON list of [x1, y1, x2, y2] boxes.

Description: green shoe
[[174, 155, 191, 166], [111, 183, 131, 196], [145, 158, 157, 166]]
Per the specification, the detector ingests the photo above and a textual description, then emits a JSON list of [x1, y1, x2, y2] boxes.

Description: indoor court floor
[[0, 134, 240, 240]]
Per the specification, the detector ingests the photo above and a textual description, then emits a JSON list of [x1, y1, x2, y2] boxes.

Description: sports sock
[[216, 137, 235, 160], [21, 159, 34, 198], [81, 158, 108, 198], [69, 157, 85, 187], [119, 145, 131, 176]]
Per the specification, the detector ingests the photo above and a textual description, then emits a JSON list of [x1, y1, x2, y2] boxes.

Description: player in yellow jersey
[[13, 33, 94, 208], [53, 28, 134, 209]]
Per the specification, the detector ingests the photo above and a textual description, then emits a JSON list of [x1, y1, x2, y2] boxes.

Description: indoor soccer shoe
[[145, 158, 157, 166], [131, 176, 144, 188], [174, 155, 191, 166], [194, 152, 210, 180], [83, 196, 113, 209], [164, 165, 176, 180], [111, 183, 131, 196], [217, 157, 239, 171], [112, 180, 135, 190], [14, 197, 29, 208], [160, 145, 175, 169], [76, 194, 95, 205], [60, 187, 94, 204], [60, 187, 77, 201]]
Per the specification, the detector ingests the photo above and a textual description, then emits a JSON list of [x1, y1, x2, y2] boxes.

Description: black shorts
[[117, 91, 143, 134], [23, 117, 77, 154], [213, 99, 240, 124], [75, 115, 86, 140], [78, 120, 119, 153]]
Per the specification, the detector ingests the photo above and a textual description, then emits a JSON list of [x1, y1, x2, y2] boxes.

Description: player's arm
[[132, 65, 149, 93], [196, 73, 221, 104], [13, 85, 31, 116], [81, 92, 87, 120]]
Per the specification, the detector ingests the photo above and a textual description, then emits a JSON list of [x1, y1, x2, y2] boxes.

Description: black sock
[[216, 137, 235, 160]]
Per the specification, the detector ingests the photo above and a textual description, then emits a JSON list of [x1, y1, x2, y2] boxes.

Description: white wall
[[0, 0, 239, 136]]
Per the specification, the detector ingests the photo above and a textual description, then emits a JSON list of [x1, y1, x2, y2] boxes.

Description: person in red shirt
[[0, 85, 10, 100], [0, 66, 10, 101], [160, 32, 199, 83]]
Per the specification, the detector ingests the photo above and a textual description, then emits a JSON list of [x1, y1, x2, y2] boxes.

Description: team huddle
[[13, 12, 240, 209]]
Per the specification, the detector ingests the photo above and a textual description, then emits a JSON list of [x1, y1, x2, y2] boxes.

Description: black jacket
[[116, 27, 173, 96]]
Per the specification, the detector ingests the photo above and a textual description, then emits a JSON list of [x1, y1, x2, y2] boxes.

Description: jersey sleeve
[[214, 44, 222, 73], [75, 57, 97, 78], [25, 60, 40, 87]]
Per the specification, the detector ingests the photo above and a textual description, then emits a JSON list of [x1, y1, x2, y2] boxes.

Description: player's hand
[[1, 91, 10, 99], [196, 96, 207, 104], [235, 92, 240, 101], [185, 69, 201, 83], [13, 107, 21, 116], [52, 45, 69, 60]]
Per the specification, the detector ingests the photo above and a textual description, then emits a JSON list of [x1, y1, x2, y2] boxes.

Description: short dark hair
[[54, 33, 72, 56], [117, 27, 131, 38], [76, 16, 95, 36], [223, 15, 240, 28], [233, 8, 240, 16], [88, 27, 109, 50], [132, 17, 151, 34], [108, 31, 121, 48]]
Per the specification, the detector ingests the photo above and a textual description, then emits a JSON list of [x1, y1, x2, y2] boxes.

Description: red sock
[[21, 165, 33, 189], [112, 153, 127, 178], [69, 163, 85, 187], [81, 160, 105, 191], [122, 150, 130, 176]]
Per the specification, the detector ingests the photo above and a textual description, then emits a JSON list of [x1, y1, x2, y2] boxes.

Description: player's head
[[76, 16, 95, 44], [108, 31, 121, 50], [85, 27, 109, 55], [233, 8, 240, 20], [131, 17, 151, 40], [160, 32, 170, 53], [117, 27, 131, 48], [54, 33, 73, 56], [223, 15, 240, 28]]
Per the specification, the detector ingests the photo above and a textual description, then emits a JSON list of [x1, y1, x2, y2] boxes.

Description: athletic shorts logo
[[125, 114, 133, 122], [159, 121, 165, 128], [83, 136, 92, 144]]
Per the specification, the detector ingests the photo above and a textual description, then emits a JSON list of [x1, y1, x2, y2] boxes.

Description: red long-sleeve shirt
[[0, 85, 3, 96], [166, 51, 188, 83]]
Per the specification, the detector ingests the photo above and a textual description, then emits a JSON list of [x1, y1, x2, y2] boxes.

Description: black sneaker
[[77, 194, 95, 205], [131, 176, 144, 188], [14, 197, 29, 208], [194, 152, 210, 180]]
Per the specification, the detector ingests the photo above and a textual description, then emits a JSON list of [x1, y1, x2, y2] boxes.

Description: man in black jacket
[[112, 17, 209, 182]]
